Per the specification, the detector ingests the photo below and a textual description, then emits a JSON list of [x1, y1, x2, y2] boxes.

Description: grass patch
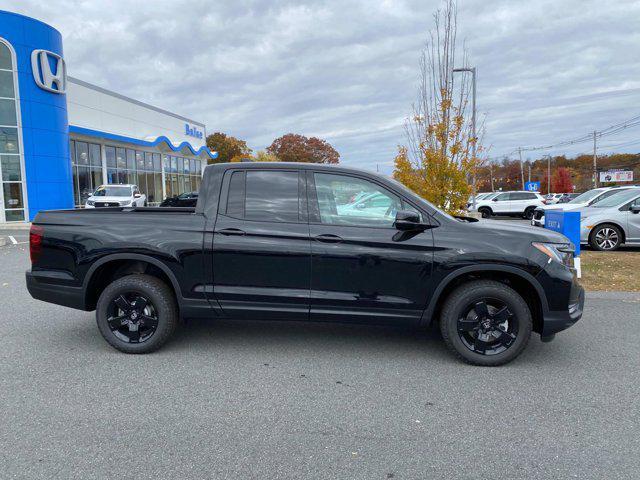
[[579, 250, 640, 292]]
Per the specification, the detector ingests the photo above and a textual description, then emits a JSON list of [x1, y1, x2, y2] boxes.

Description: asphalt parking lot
[[1, 240, 639, 479]]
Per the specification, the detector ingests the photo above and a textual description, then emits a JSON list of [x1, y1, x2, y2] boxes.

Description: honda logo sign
[[31, 49, 66, 94]]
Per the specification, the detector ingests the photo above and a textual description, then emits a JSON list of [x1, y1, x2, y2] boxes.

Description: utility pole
[[546, 154, 551, 194], [489, 162, 494, 191], [453, 66, 476, 207], [592, 130, 598, 187], [518, 147, 524, 190], [528, 162, 531, 183]]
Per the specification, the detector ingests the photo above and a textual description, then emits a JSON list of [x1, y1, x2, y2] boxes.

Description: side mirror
[[492, 198, 498, 202], [356, 203, 365, 209], [394, 210, 426, 231], [631, 205, 640, 214], [134, 193, 141, 198]]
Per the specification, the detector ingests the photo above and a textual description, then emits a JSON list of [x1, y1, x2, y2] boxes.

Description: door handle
[[314, 234, 343, 243], [217, 228, 246, 236]]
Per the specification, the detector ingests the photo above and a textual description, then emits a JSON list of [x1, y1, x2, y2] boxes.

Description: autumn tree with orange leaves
[[393, 0, 483, 214]]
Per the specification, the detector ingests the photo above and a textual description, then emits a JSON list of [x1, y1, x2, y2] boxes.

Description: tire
[[523, 206, 536, 220], [439, 280, 532, 366], [478, 207, 492, 219], [96, 274, 178, 354], [589, 223, 622, 251]]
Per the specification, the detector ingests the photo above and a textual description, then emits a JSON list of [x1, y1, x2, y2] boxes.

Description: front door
[[491, 192, 512, 213], [307, 171, 433, 324], [212, 169, 311, 320], [626, 196, 640, 243]]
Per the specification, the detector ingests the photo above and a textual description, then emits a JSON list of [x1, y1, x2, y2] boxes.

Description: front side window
[[225, 170, 300, 223], [313, 173, 403, 227]]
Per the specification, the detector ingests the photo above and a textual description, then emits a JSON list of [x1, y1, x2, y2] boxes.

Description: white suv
[[472, 191, 546, 219], [85, 184, 146, 208]]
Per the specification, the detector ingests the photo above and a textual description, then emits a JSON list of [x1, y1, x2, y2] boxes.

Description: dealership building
[[0, 10, 217, 223]]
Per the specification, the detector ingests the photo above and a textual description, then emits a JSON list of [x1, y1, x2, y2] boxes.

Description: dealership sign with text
[[599, 170, 633, 183]]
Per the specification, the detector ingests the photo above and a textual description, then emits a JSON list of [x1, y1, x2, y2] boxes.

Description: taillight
[[30, 225, 44, 264]]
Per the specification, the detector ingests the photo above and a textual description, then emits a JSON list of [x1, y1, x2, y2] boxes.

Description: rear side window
[[225, 170, 300, 223]]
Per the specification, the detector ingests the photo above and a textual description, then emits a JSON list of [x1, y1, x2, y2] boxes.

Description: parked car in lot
[[27, 162, 584, 366], [159, 191, 199, 208], [580, 189, 640, 251], [531, 185, 640, 227], [466, 192, 497, 208], [472, 191, 546, 219], [557, 193, 579, 204], [85, 184, 146, 208], [544, 193, 565, 205]]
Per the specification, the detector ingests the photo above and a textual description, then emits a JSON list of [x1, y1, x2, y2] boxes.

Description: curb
[[0, 222, 31, 230]]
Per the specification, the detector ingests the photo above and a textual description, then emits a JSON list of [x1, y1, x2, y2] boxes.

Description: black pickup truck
[[26, 162, 584, 365]]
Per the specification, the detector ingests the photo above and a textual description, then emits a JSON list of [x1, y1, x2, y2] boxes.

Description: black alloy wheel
[[457, 299, 517, 355], [96, 274, 178, 353], [106, 292, 158, 344], [478, 207, 491, 218], [440, 280, 532, 366]]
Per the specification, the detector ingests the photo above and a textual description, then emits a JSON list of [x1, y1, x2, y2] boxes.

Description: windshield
[[385, 176, 456, 221], [591, 189, 640, 208], [93, 186, 132, 197], [568, 189, 604, 204]]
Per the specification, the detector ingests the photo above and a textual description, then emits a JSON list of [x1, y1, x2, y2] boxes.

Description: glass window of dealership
[[0, 39, 26, 222], [69, 140, 204, 207]]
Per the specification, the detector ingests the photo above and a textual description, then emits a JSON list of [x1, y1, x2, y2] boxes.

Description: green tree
[[205, 132, 252, 164]]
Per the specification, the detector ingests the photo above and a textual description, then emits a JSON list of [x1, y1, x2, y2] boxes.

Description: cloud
[[3, 0, 640, 174]]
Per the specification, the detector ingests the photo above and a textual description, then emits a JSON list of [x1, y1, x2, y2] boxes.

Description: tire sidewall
[[96, 275, 176, 353], [441, 282, 532, 366], [479, 208, 491, 218]]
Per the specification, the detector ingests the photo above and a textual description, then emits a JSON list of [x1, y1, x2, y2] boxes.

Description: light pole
[[453, 66, 476, 208]]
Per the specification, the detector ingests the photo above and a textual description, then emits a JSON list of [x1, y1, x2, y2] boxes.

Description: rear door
[[212, 169, 311, 320]]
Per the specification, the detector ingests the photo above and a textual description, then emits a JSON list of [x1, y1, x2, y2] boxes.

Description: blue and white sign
[[185, 123, 204, 139], [544, 210, 581, 276], [524, 181, 540, 192]]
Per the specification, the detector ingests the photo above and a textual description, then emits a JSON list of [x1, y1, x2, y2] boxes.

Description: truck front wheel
[[439, 280, 532, 366], [96, 274, 178, 354]]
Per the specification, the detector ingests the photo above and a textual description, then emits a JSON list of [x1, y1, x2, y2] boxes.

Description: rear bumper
[[26, 271, 88, 311], [541, 285, 585, 336]]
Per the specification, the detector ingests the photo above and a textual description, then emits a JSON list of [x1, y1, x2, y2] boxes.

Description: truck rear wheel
[[439, 280, 532, 366], [96, 274, 178, 354]]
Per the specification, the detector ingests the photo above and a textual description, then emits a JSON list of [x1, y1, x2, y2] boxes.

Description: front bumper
[[541, 283, 585, 336]]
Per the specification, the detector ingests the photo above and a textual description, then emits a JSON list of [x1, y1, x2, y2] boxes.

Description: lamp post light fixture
[[453, 66, 477, 209]]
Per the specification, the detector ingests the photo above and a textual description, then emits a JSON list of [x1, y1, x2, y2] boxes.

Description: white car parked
[[472, 191, 546, 219], [85, 184, 146, 208], [531, 186, 640, 227]]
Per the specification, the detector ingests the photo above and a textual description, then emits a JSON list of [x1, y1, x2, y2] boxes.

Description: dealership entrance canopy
[[0, 10, 217, 223]]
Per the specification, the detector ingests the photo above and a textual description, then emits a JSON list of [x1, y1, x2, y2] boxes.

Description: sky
[[2, 0, 640, 175]]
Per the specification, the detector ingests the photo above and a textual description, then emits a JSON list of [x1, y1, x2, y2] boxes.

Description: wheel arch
[[421, 265, 549, 334], [83, 253, 182, 311]]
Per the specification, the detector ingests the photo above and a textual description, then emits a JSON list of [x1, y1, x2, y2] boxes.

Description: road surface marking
[[8, 236, 17, 245]]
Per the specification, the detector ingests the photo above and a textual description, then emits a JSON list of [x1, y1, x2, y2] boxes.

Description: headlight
[[86, 200, 95, 206], [532, 242, 575, 268]]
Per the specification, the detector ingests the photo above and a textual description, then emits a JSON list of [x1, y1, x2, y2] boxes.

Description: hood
[[88, 195, 131, 203], [468, 219, 570, 244]]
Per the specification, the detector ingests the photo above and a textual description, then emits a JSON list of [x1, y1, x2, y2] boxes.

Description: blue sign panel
[[544, 210, 580, 255], [525, 181, 540, 192]]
